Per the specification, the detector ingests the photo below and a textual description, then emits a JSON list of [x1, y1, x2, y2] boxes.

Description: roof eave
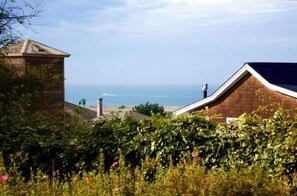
[[173, 63, 251, 116], [174, 63, 297, 116], [5, 39, 71, 58], [7, 53, 71, 58]]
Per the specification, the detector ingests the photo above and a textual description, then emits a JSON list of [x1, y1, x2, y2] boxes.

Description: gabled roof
[[173, 62, 297, 116], [5, 39, 70, 58]]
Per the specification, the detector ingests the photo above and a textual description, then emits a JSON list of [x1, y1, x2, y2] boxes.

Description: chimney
[[96, 97, 103, 117], [202, 83, 208, 98]]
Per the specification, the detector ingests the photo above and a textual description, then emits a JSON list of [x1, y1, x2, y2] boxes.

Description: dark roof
[[247, 62, 297, 92]]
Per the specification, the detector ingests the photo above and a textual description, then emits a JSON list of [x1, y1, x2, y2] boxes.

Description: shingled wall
[[3, 39, 70, 122], [200, 73, 297, 122], [5, 56, 65, 120]]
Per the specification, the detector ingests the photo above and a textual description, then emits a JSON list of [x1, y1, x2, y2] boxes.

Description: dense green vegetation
[[132, 102, 166, 116]]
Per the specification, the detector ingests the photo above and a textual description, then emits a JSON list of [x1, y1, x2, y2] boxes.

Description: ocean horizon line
[[65, 84, 220, 107], [66, 100, 188, 108]]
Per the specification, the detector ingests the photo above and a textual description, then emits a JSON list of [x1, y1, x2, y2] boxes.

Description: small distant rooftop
[[5, 39, 70, 58]]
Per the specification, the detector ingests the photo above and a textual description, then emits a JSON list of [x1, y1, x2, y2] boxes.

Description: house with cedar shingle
[[173, 62, 297, 123], [4, 39, 70, 120]]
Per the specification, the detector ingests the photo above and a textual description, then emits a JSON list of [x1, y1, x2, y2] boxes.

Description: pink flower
[[201, 178, 209, 183], [191, 151, 198, 158], [0, 175, 9, 182], [112, 161, 119, 167], [114, 188, 120, 193]]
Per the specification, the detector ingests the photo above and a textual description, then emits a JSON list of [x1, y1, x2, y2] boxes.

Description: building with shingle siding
[[173, 62, 297, 123], [3, 39, 70, 121]]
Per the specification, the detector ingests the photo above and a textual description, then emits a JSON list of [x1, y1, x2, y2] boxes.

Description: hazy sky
[[23, 0, 297, 85]]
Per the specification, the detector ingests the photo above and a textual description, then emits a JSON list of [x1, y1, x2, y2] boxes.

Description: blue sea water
[[65, 84, 219, 107]]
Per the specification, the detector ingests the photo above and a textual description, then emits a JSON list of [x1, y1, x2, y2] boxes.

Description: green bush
[[132, 102, 166, 116], [88, 108, 297, 181], [0, 114, 77, 179], [89, 111, 218, 170], [2, 103, 297, 187], [217, 109, 297, 174]]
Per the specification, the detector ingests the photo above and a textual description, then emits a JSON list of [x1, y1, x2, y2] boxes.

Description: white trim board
[[173, 63, 297, 116]]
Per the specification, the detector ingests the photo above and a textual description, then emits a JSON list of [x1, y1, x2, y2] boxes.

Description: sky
[[20, 0, 297, 85]]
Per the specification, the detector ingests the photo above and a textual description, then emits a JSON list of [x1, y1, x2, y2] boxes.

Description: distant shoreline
[[65, 101, 182, 120], [87, 105, 181, 115]]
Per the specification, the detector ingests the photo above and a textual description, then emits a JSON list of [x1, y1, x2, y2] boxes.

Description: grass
[[0, 156, 294, 196]]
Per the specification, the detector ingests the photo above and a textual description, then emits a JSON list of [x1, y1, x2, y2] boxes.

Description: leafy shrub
[[0, 114, 77, 179], [89, 111, 218, 170], [132, 102, 165, 116], [88, 107, 297, 182], [219, 109, 297, 175], [2, 102, 297, 187], [86, 113, 141, 170]]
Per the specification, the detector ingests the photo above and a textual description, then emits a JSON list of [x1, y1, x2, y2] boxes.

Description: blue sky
[[23, 0, 297, 85]]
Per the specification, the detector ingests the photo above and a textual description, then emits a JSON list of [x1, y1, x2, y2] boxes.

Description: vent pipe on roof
[[202, 83, 208, 98], [96, 97, 103, 117]]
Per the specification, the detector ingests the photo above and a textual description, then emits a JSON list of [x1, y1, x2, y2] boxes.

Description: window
[[226, 117, 238, 124]]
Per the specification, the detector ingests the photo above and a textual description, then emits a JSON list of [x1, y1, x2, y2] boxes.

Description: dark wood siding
[[24, 57, 65, 121], [5, 57, 26, 74]]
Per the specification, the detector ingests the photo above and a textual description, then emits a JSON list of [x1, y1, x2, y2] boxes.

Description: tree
[[0, 0, 48, 118], [0, 0, 42, 48], [132, 102, 166, 116]]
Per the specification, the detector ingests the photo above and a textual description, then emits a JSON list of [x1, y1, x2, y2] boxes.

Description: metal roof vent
[[32, 44, 45, 52], [202, 83, 208, 98]]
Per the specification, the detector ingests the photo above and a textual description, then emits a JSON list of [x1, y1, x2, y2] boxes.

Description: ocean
[[65, 84, 219, 107]]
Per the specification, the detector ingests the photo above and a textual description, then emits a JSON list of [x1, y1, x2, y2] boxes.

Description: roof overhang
[[5, 39, 70, 58], [7, 53, 70, 58], [173, 63, 297, 116]]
